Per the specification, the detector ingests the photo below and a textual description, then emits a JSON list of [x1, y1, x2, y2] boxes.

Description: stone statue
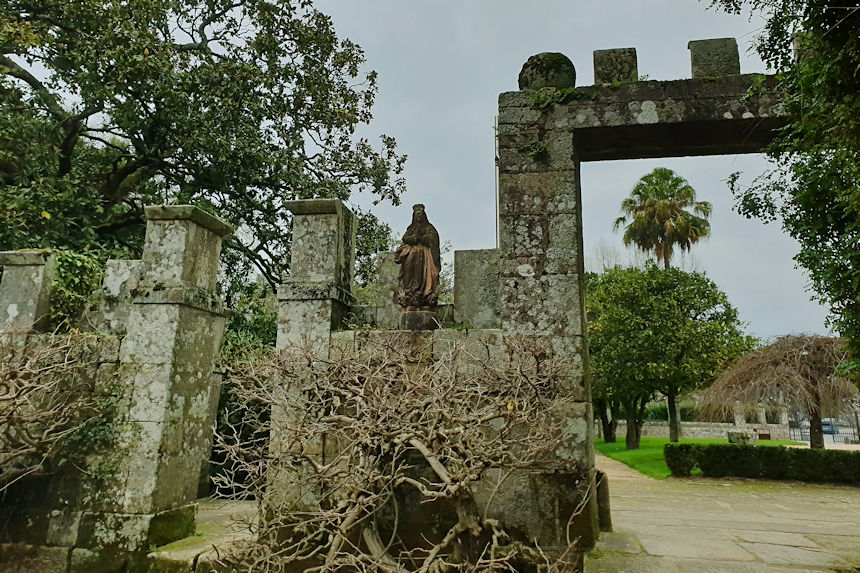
[[394, 204, 441, 311]]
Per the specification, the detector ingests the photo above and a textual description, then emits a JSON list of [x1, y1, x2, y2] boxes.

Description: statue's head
[[412, 204, 427, 223]]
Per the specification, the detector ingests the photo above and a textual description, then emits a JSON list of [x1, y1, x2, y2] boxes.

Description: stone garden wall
[[615, 421, 790, 441]]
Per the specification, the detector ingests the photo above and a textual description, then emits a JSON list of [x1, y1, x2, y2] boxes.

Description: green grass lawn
[[595, 436, 804, 479]]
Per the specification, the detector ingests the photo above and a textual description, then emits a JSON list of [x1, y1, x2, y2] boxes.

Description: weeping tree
[[701, 335, 859, 449]]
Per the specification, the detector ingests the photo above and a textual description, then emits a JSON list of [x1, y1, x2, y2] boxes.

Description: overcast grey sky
[[315, 0, 831, 340]]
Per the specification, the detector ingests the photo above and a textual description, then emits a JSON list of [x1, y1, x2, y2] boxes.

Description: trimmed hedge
[[664, 443, 860, 484]]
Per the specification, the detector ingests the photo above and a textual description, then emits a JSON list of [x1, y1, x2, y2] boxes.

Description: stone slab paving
[[586, 453, 860, 572]]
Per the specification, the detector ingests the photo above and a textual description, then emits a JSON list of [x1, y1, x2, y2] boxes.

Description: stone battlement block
[[0, 250, 56, 332], [593, 48, 638, 84], [688, 38, 740, 78]]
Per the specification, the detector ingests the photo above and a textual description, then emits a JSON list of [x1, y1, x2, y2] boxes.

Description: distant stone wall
[[614, 421, 790, 440]]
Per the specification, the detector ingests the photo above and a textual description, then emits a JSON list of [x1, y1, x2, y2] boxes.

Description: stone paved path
[[586, 453, 860, 572]]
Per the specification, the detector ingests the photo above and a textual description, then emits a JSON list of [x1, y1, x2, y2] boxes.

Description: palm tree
[[614, 167, 712, 269]]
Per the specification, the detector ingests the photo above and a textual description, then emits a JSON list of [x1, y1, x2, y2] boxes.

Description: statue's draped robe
[[395, 218, 440, 309]]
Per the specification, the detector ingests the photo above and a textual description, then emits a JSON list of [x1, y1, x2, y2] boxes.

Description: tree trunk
[[663, 253, 670, 270], [667, 393, 680, 443], [595, 398, 617, 443], [624, 402, 643, 450], [603, 417, 617, 443], [809, 405, 825, 450]]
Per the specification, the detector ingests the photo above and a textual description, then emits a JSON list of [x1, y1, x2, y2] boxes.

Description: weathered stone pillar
[[493, 52, 597, 551], [0, 250, 56, 332], [277, 199, 355, 354], [756, 405, 768, 425], [104, 205, 231, 548], [270, 199, 355, 508]]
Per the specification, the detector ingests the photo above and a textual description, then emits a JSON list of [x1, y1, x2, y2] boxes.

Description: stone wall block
[[497, 129, 576, 173], [82, 259, 143, 334], [0, 544, 70, 573], [453, 249, 501, 329], [124, 363, 173, 422], [688, 38, 740, 78], [593, 47, 638, 84], [472, 468, 597, 550], [0, 250, 56, 332], [499, 214, 549, 259], [120, 304, 180, 365], [152, 453, 204, 510], [497, 104, 544, 126], [501, 275, 583, 337], [498, 171, 578, 215], [172, 306, 226, 374], [291, 213, 341, 281], [374, 251, 400, 328], [45, 512, 82, 547], [355, 330, 434, 363], [77, 511, 151, 551], [276, 299, 334, 354], [285, 199, 355, 289], [69, 547, 130, 573]]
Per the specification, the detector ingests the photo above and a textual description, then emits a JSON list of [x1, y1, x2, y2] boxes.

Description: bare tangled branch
[[0, 330, 105, 492], [212, 334, 586, 571]]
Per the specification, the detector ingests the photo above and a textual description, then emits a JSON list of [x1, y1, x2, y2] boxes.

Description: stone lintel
[[144, 205, 233, 237], [285, 198, 345, 216], [500, 74, 785, 161], [131, 284, 227, 315], [688, 37, 741, 78], [277, 279, 353, 306], [0, 249, 53, 266]]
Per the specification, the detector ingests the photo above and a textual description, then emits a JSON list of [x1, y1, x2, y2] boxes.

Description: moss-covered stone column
[[493, 53, 597, 553], [103, 205, 231, 549], [0, 250, 56, 332]]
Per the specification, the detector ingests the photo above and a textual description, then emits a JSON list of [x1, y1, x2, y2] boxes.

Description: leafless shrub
[[0, 330, 104, 492], [212, 334, 588, 571]]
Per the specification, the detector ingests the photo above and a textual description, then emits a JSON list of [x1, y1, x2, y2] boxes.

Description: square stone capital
[[0, 249, 54, 266], [144, 205, 232, 237], [285, 198, 347, 216]]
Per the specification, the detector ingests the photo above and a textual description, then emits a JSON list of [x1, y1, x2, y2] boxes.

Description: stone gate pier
[[0, 205, 231, 571]]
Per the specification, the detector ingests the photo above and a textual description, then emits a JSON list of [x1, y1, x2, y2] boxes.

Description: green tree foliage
[[587, 264, 755, 448], [0, 0, 404, 290], [708, 1, 860, 372], [614, 167, 712, 270]]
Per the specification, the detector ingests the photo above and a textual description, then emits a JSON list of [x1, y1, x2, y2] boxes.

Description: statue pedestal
[[400, 310, 439, 331]]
